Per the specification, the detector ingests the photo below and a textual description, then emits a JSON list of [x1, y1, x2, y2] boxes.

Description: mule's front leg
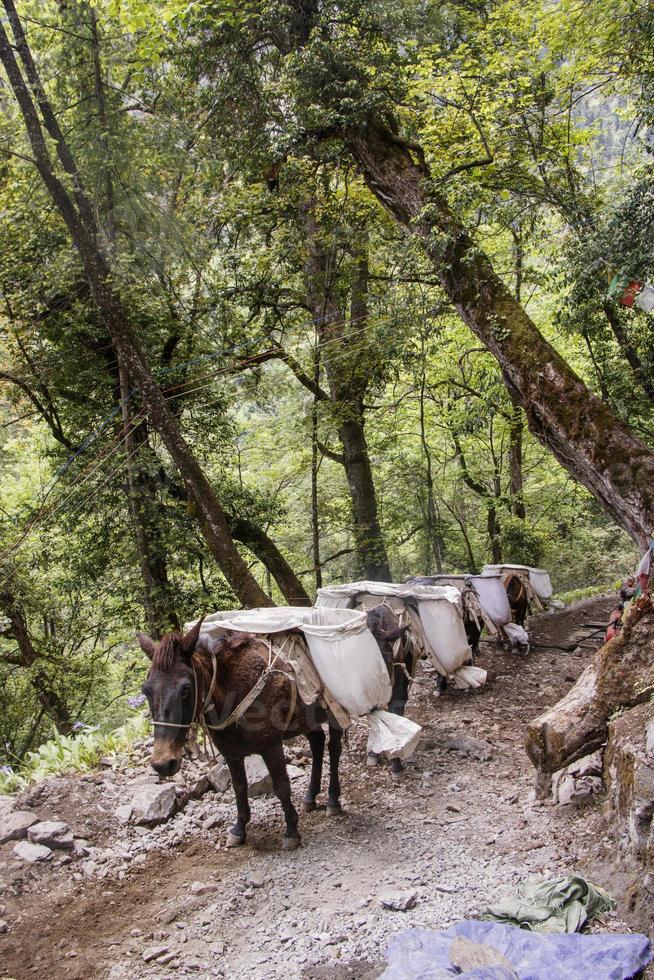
[[225, 757, 250, 848], [261, 743, 300, 851], [326, 727, 343, 816], [303, 728, 325, 812], [389, 652, 415, 777]]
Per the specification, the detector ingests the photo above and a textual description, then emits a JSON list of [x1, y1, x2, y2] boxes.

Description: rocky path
[[1, 594, 641, 980]]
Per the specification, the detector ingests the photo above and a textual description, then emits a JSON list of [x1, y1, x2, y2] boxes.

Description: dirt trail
[[1, 594, 645, 980]]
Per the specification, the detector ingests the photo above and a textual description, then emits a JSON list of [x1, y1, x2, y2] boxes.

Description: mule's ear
[[181, 615, 205, 656], [137, 632, 157, 660]]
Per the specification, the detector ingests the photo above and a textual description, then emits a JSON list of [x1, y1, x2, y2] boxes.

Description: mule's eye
[[181, 686, 192, 700]]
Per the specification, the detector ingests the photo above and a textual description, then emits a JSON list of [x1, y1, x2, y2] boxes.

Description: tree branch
[[316, 440, 345, 465], [452, 431, 490, 497], [0, 371, 73, 448]]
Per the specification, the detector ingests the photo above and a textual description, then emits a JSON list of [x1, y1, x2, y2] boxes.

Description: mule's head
[[138, 618, 204, 778], [366, 608, 408, 669]]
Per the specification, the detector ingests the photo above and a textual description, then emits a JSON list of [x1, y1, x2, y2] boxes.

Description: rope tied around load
[[149, 636, 299, 738]]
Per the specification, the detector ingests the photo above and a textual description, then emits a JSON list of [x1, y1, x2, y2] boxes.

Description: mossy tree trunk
[[345, 122, 654, 547], [525, 595, 654, 775]]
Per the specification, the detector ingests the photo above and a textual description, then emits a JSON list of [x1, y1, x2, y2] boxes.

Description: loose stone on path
[[13, 840, 53, 862]]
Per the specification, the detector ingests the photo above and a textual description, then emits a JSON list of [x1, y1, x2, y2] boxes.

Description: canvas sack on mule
[[316, 580, 486, 689], [187, 607, 421, 759]]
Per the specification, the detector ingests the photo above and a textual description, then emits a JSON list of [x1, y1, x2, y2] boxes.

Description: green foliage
[[0, 713, 150, 795], [500, 519, 544, 569], [0, 0, 650, 765]]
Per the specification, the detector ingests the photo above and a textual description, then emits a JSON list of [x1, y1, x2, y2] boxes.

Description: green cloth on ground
[[484, 875, 615, 934]]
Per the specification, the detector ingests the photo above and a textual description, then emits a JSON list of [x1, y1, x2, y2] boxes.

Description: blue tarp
[[381, 921, 652, 980]]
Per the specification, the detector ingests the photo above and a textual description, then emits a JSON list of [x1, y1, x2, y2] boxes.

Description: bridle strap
[[150, 656, 202, 731]]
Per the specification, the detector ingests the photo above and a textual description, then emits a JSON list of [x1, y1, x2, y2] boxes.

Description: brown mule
[[138, 621, 344, 851], [503, 573, 530, 652], [364, 605, 417, 776]]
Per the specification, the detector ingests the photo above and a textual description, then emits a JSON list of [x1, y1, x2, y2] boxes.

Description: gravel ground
[[2, 593, 648, 980]]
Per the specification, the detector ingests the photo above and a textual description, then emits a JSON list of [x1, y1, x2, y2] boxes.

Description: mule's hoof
[[366, 752, 379, 767], [326, 803, 342, 817], [302, 799, 317, 813], [282, 835, 301, 851], [226, 832, 246, 848], [390, 767, 403, 780]]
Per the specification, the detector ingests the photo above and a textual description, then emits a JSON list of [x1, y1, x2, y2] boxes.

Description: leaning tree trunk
[[88, 297, 273, 608], [119, 367, 180, 634], [0, 5, 272, 609], [229, 517, 310, 605], [524, 595, 654, 776], [345, 122, 654, 547]]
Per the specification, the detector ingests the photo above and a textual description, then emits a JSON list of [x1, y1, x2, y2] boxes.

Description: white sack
[[416, 596, 471, 674], [406, 575, 498, 635], [302, 624, 391, 717], [481, 563, 553, 602], [191, 606, 391, 719], [316, 581, 462, 605], [314, 593, 353, 609], [503, 622, 529, 647], [528, 569, 553, 601], [469, 574, 512, 626], [316, 581, 477, 682], [365, 710, 422, 760], [450, 664, 488, 690], [198, 605, 370, 636]]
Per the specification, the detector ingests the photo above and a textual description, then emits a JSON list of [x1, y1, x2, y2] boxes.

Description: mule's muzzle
[[151, 756, 181, 777], [151, 738, 183, 778]]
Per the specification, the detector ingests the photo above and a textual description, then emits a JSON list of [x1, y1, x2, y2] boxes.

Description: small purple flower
[[128, 693, 146, 709], [0, 764, 13, 775], [72, 721, 85, 731]]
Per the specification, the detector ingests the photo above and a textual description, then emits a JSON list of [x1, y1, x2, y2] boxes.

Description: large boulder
[[202, 757, 274, 798], [245, 757, 273, 798], [207, 763, 231, 794], [244, 757, 304, 798], [206, 758, 305, 798], [115, 783, 177, 826], [0, 811, 39, 844]]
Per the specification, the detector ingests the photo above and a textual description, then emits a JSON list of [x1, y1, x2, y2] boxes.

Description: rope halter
[[149, 650, 217, 734]]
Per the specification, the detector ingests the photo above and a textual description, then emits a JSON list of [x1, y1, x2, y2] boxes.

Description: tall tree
[[303, 213, 391, 579], [0, 0, 272, 608], [269, 0, 654, 546]]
